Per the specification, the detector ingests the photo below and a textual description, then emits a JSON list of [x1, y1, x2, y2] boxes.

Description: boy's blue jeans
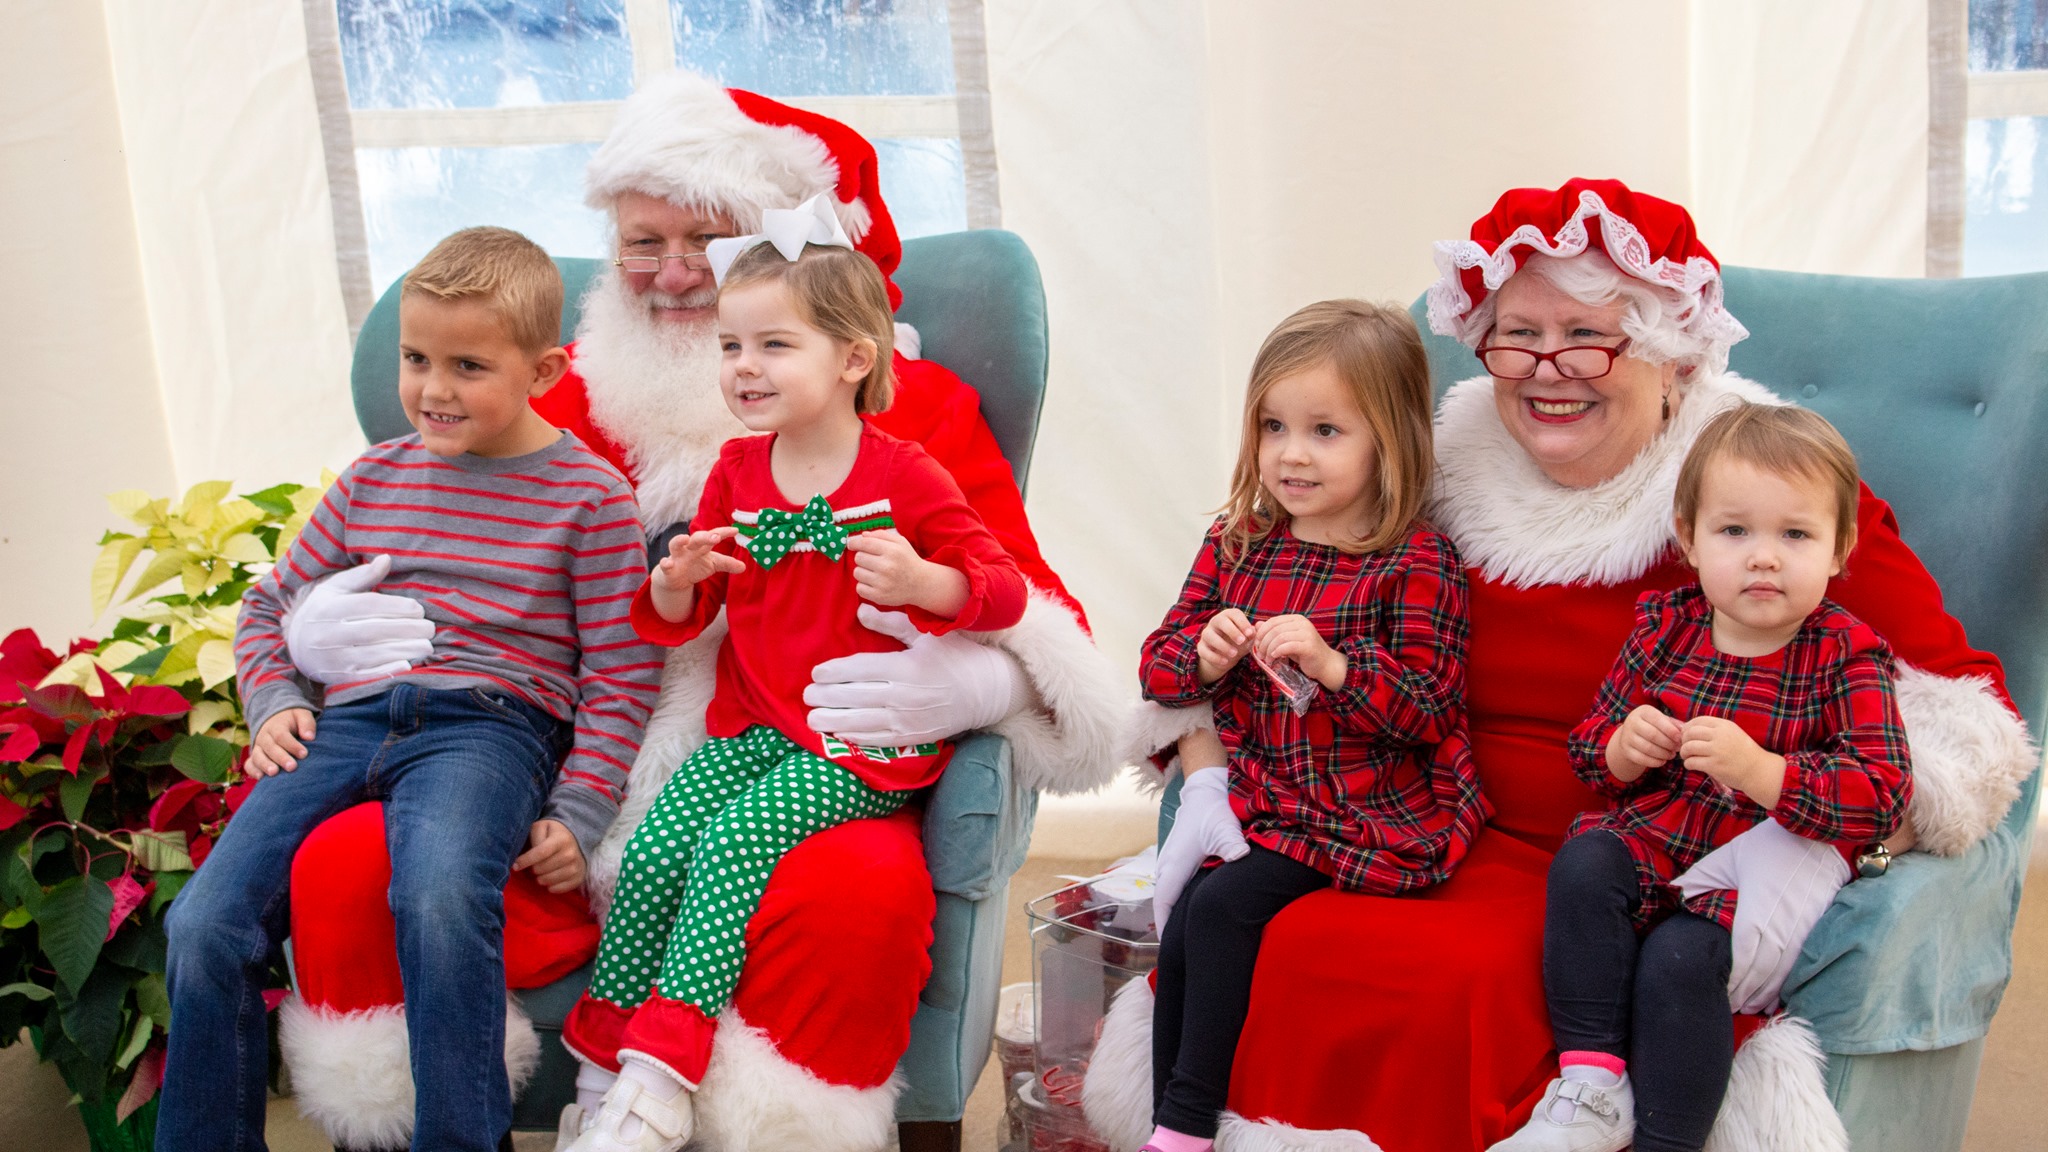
[[159, 685, 568, 1152]]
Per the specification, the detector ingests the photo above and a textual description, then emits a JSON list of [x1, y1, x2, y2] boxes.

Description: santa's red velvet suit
[[278, 72, 1122, 1151]]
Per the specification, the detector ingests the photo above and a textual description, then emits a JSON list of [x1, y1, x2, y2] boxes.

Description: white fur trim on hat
[[1704, 1016, 1849, 1152], [1427, 187, 1749, 351], [693, 1009, 901, 1152], [1894, 663, 2039, 857], [585, 69, 871, 241], [277, 994, 541, 1150], [1080, 976, 1157, 1152]]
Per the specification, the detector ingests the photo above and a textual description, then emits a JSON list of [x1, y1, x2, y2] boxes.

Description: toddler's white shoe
[[1485, 1076, 1633, 1152], [564, 1076, 695, 1152], [554, 1102, 588, 1152]]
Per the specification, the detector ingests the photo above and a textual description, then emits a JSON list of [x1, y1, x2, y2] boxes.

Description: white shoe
[[564, 1076, 695, 1152], [554, 1102, 588, 1152], [1486, 1076, 1634, 1152]]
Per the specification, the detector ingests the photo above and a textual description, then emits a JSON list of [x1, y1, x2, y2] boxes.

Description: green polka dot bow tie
[[748, 495, 847, 568]]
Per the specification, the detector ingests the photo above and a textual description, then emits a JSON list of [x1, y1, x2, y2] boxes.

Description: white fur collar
[[1427, 371, 1787, 588]]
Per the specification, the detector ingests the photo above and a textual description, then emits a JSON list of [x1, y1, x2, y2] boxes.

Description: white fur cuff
[[1895, 664, 2040, 857], [978, 592, 1127, 797]]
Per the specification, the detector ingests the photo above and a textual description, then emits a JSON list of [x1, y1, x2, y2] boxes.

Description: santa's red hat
[[586, 69, 905, 308], [1427, 177, 1747, 351]]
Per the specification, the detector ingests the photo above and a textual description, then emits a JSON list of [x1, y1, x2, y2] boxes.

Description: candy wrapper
[[1255, 650, 1320, 715]]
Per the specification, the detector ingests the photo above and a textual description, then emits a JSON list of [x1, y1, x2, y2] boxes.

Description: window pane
[[339, 0, 634, 109], [1969, 0, 2048, 71], [876, 137, 966, 238], [670, 0, 955, 96], [1964, 116, 2048, 275], [359, 144, 610, 294]]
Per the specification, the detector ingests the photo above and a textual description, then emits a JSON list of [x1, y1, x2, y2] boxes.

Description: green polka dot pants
[[586, 726, 909, 1017]]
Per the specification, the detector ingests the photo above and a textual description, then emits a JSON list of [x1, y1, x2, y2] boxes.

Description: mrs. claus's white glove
[[1672, 817, 1851, 1014], [1152, 767, 1250, 935], [802, 604, 1026, 747], [283, 555, 436, 684]]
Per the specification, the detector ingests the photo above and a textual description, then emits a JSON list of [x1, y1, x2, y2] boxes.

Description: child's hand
[[1606, 705, 1683, 782], [1681, 716, 1786, 809], [651, 526, 743, 621], [1252, 614, 1346, 690], [848, 530, 969, 618], [247, 708, 317, 777], [513, 819, 586, 893], [1197, 609, 1254, 685]]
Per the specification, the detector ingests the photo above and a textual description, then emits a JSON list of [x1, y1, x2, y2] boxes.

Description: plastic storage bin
[[1025, 880, 1158, 1148]]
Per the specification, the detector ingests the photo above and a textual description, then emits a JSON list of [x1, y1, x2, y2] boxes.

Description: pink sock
[[1144, 1126, 1214, 1152], [1551, 1051, 1625, 1122]]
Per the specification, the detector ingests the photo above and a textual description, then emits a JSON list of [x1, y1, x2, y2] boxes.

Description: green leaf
[[241, 483, 301, 518], [56, 966, 125, 1073], [114, 1011, 151, 1070], [131, 974, 169, 1029], [146, 871, 189, 915], [0, 982, 53, 1002], [108, 618, 151, 643], [127, 830, 191, 874], [169, 735, 234, 784], [58, 767, 104, 826], [114, 646, 173, 679], [37, 877, 113, 995], [1, 908, 30, 930]]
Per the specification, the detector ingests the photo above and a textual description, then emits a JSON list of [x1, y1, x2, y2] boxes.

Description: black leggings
[[1151, 845, 1330, 1138], [1545, 831, 1734, 1152]]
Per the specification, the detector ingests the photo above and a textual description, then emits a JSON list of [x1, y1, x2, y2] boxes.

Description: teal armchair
[[347, 230, 1051, 1149], [1404, 267, 2048, 1150]]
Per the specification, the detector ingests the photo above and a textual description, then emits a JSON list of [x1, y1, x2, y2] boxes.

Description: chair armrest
[[1784, 819, 2029, 1055], [922, 731, 1037, 901]]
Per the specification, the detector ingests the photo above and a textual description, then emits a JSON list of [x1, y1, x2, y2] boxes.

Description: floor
[[5, 851, 2045, 1152]]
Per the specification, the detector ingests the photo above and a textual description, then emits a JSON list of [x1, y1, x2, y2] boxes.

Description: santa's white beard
[[572, 269, 747, 533]]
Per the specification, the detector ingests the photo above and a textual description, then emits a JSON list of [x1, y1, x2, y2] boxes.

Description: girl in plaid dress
[[1138, 300, 1491, 1152], [1493, 405, 1913, 1152]]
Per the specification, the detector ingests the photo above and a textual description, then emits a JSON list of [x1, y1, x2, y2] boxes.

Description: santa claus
[[275, 70, 1122, 1151]]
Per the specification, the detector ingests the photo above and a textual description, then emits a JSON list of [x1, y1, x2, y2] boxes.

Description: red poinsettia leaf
[[66, 638, 98, 658], [122, 686, 190, 720], [115, 1043, 164, 1122], [61, 725, 92, 774], [0, 793, 26, 833], [148, 779, 207, 832], [262, 989, 289, 1012], [23, 683, 92, 723], [0, 630, 59, 706], [0, 723, 42, 763], [224, 778, 255, 813], [106, 874, 150, 942]]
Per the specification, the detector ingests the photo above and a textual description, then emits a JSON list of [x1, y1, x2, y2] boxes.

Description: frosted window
[[359, 144, 610, 295], [339, 0, 634, 109], [1964, 117, 2048, 275], [1969, 0, 2048, 70], [876, 138, 966, 238], [670, 0, 955, 96]]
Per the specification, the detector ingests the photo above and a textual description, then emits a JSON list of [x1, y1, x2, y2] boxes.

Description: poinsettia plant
[[0, 479, 319, 1134]]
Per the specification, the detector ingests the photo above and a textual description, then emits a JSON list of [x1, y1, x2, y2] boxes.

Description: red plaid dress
[[1142, 520, 1490, 894], [1566, 585, 1913, 929]]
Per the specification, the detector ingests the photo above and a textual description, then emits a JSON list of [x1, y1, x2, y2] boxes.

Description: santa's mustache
[[644, 287, 718, 312]]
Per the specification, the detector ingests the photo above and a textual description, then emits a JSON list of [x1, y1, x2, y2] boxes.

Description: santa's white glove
[[1672, 817, 1852, 1014], [283, 555, 435, 684], [1152, 766, 1249, 935], [803, 604, 1027, 746]]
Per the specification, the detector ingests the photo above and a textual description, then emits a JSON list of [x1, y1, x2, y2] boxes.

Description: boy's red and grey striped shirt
[[234, 433, 664, 855]]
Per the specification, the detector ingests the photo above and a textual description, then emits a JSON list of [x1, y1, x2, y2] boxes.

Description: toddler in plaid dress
[[1493, 405, 1913, 1152], [559, 215, 1026, 1152], [1138, 301, 1491, 1152]]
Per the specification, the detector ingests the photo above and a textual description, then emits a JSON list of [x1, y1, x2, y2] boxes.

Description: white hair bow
[[705, 193, 854, 286]]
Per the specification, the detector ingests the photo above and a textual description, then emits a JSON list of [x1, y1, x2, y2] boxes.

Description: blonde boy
[[160, 228, 663, 1152]]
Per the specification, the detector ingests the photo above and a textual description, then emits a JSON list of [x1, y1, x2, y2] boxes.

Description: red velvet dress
[[289, 346, 1086, 1096], [1218, 486, 2010, 1151]]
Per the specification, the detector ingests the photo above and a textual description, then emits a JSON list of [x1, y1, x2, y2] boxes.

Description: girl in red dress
[[1136, 300, 1491, 1152], [560, 200, 1026, 1152]]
